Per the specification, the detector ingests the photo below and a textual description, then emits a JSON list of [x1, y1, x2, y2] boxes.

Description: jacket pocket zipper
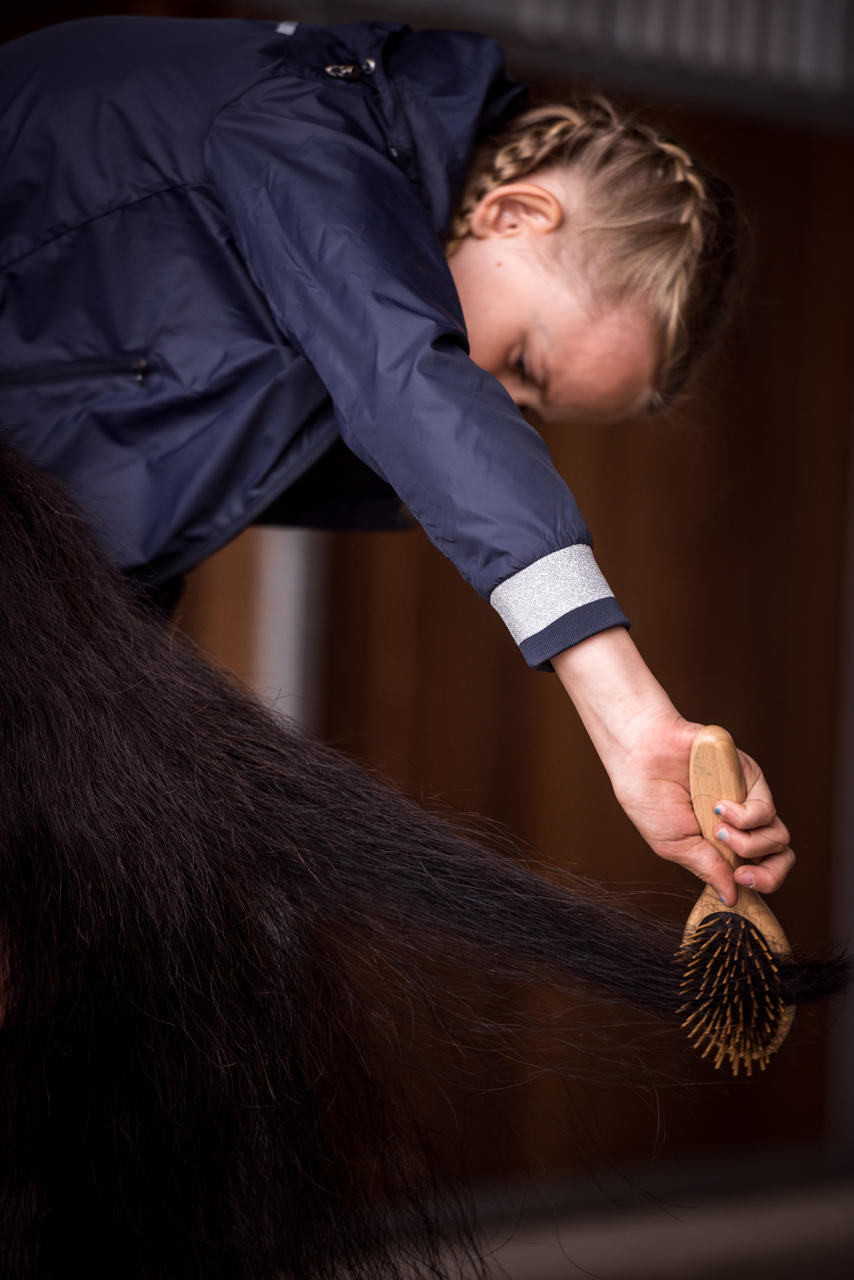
[[0, 355, 151, 387]]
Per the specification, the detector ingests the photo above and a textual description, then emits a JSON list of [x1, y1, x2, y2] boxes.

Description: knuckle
[[728, 828, 750, 854], [754, 800, 775, 826], [727, 806, 747, 830]]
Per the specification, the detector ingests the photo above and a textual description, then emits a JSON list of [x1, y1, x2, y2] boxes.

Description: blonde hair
[[448, 99, 742, 402]]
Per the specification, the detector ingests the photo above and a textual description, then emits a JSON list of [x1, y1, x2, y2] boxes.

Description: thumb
[[679, 837, 738, 907]]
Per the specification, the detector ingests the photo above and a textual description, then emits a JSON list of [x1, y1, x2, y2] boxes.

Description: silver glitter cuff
[[489, 546, 614, 645]]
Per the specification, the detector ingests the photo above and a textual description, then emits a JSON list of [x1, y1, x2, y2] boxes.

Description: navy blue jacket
[[0, 16, 628, 667]]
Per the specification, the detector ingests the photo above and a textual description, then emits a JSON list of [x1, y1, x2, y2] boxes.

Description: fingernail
[[715, 827, 729, 843], [714, 804, 725, 817], [740, 872, 755, 888], [718, 891, 728, 905]]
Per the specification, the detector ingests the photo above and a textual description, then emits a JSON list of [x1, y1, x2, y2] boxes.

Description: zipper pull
[[324, 59, 375, 81]]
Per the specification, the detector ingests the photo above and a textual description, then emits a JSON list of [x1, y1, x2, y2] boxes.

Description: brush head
[[676, 911, 789, 1076]]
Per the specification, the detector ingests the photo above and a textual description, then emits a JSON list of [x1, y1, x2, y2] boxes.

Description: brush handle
[[689, 724, 747, 869], [685, 725, 791, 955]]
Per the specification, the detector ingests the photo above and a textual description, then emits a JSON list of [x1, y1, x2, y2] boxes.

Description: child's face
[[447, 184, 659, 427]]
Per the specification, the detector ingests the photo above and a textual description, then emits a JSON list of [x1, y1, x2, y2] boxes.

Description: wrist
[[552, 628, 686, 774]]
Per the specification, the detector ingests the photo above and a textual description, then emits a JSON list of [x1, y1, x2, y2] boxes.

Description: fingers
[[732, 847, 796, 894], [654, 833, 739, 906], [713, 791, 779, 833], [668, 837, 794, 907], [684, 807, 795, 900], [711, 806, 791, 861], [682, 840, 739, 907], [711, 761, 795, 895], [661, 791, 795, 905]]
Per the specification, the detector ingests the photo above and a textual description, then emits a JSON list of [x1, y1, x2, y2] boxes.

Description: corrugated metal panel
[[430, 0, 851, 91], [267, 0, 853, 128]]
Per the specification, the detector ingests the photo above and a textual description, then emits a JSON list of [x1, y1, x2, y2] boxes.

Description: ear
[[468, 182, 564, 240]]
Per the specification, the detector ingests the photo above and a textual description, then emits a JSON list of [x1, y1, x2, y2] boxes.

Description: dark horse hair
[[0, 441, 846, 1278]]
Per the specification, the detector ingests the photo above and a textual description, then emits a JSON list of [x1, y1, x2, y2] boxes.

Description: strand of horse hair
[[0, 440, 845, 1278]]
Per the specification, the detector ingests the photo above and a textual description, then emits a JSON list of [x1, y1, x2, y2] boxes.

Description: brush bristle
[[676, 912, 787, 1075]]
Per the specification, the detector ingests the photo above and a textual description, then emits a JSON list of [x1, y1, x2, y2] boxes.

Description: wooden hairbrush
[[677, 725, 796, 1074]]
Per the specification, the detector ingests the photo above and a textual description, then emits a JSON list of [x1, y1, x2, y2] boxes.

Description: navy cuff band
[[519, 598, 631, 671]]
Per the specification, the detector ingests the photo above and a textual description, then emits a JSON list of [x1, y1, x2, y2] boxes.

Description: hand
[[604, 706, 794, 906], [551, 628, 795, 906]]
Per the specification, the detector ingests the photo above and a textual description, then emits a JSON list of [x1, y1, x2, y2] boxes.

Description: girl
[[0, 14, 844, 1278], [0, 20, 789, 910]]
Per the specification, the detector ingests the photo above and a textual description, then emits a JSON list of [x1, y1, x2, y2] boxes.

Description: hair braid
[[449, 99, 742, 401]]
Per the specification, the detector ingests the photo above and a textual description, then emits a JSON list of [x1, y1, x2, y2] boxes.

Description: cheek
[[465, 324, 499, 372], [461, 293, 515, 377], [447, 247, 517, 376]]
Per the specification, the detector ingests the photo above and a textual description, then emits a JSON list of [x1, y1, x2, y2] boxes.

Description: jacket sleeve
[[204, 76, 628, 669]]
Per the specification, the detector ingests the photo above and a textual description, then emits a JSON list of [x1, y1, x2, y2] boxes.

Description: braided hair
[[448, 100, 743, 402]]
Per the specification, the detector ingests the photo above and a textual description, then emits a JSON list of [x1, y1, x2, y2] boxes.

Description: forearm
[[551, 627, 687, 785]]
